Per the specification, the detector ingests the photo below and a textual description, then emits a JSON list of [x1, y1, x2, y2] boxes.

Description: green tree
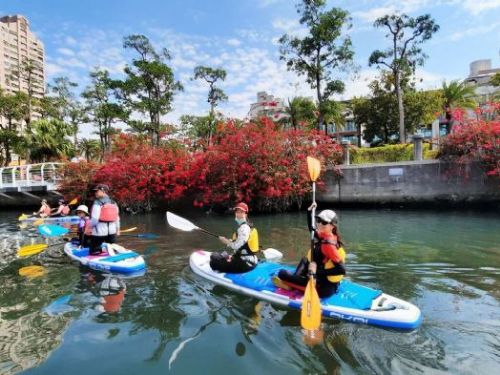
[[82, 69, 128, 157], [48, 77, 78, 121], [117, 34, 183, 146], [28, 119, 75, 162], [279, 0, 354, 132], [369, 13, 439, 143], [0, 91, 28, 165], [322, 99, 345, 141], [286, 96, 317, 129], [179, 114, 212, 143], [78, 138, 101, 161], [441, 80, 477, 110], [193, 66, 227, 146]]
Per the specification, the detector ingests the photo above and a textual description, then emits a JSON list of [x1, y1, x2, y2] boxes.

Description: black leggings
[[210, 253, 256, 274], [278, 269, 338, 298], [90, 234, 116, 255]]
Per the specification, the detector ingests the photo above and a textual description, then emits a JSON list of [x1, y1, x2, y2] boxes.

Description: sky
[[2, 0, 500, 130]]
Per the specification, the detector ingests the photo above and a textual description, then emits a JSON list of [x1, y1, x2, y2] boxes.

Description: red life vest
[[98, 200, 119, 222], [42, 205, 51, 216]]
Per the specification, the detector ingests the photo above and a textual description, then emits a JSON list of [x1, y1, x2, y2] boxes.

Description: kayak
[[189, 250, 422, 330], [21, 215, 80, 224], [64, 242, 146, 274]]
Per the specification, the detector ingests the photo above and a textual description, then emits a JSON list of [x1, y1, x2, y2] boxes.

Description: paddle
[[18, 241, 67, 257], [19, 265, 46, 278], [166, 211, 283, 261], [301, 156, 322, 331], [38, 224, 69, 237], [120, 233, 159, 239]]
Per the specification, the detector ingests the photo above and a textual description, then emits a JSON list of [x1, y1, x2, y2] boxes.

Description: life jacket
[[96, 199, 119, 222], [232, 223, 259, 255], [78, 216, 92, 236], [60, 205, 70, 216], [307, 233, 346, 283]]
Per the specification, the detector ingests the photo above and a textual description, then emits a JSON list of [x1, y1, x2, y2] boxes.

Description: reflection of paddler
[[96, 276, 126, 313]]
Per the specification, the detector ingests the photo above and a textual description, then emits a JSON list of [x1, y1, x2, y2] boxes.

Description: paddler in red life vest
[[76, 204, 92, 248], [89, 184, 120, 255], [51, 199, 71, 217], [34, 199, 51, 218], [273, 203, 346, 298], [210, 202, 260, 274]]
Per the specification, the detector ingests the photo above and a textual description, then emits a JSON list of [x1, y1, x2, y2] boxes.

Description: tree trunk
[[208, 104, 215, 147], [395, 71, 405, 143]]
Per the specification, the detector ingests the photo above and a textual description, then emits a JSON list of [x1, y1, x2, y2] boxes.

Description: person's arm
[[90, 202, 101, 228], [306, 202, 317, 233], [316, 262, 345, 277]]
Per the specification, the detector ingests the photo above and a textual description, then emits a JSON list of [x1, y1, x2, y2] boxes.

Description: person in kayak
[[89, 184, 120, 255], [76, 205, 92, 248], [210, 202, 259, 273], [34, 199, 51, 218], [51, 199, 70, 217], [273, 203, 346, 298]]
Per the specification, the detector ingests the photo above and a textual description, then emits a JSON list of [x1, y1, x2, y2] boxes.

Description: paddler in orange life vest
[[89, 184, 120, 255], [274, 203, 346, 298], [51, 199, 71, 217], [210, 202, 260, 274], [34, 199, 51, 218], [76, 204, 92, 248]]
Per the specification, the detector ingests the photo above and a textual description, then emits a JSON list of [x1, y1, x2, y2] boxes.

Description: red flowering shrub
[[439, 118, 500, 178], [94, 134, 191, 212], [58, 160, 101, 203], [188, 119, 343, 212]]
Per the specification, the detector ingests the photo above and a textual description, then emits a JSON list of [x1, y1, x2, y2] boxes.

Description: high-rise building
[[0, 15, 45, 98], [248, 91, 289, 122]]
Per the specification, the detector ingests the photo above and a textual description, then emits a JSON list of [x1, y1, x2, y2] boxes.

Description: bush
[[350, 143, 435, 164], [438, 119, 500, 178], [188, 119, 343, 212]]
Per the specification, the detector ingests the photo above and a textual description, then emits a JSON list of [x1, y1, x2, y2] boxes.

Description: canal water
[[0, 209, 499, 374]]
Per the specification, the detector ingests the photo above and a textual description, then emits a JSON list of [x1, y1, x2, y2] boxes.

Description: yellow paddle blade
[[68, 197, 78, 205], [18, 214, 28, 221], [18, 243, 48, 257], [19, 265, 46, 278], [301, 276, 322, 330], [33, 219, 44, 226], [121, 227, 138, 233], [307, 156, 321, 182]]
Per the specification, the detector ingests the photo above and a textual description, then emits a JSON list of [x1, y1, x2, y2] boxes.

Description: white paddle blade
[[262, 248, 283, 261], [166, 211, 200, 232]]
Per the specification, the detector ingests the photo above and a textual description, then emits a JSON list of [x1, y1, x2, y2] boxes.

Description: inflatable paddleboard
[[21, 215, 80, 224], [64, 242, 146, 274], [189, 250, 422, 330]]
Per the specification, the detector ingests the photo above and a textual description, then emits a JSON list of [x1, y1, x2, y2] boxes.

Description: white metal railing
[[0, 162, 63, 190]]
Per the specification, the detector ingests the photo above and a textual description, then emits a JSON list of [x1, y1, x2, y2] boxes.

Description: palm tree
[[441, 80, 477, 110], [29, 119, 75, 162], [78, 138, 101, 161]]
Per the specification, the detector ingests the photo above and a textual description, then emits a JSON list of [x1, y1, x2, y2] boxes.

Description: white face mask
[[235, 218, 246, 225]]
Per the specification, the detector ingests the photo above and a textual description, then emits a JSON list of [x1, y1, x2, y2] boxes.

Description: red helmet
[[233, 202, 249, 213]]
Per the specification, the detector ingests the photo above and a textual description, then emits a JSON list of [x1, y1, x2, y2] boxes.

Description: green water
[[0, 209, 499, 374]]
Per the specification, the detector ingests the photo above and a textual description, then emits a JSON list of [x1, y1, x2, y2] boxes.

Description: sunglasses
[[317, 219, 331, 225]]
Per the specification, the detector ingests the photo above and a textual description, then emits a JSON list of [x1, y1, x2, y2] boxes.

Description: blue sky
[[2, 0, 500, 126]]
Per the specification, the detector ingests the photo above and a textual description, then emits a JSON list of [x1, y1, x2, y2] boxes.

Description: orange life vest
[[96, 200, 119, 222]]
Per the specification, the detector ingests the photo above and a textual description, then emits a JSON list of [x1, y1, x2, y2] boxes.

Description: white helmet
[[76, 205, 89, 215], [315, 209, 338, 225]]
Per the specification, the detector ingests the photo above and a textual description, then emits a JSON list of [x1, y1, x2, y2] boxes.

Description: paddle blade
[[121, 227, 138, 233], [166, 211, 200, 232], [307, 156, 321, 182], [301, 276, 322, 330], [68, 197, 78, 205], [19, 265, 46, 278], [262, 248, 283, 261], [18, 214, 28, 221], [33, 219, 44, 226], [18, 243, 48, 257], [38, 224, 69, 237]]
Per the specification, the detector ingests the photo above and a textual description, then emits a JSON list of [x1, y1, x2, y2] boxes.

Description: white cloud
[[447, 21, 500, 41], [353, 6, 399, 23], [57, 47, 75, 56], [226, 38, 241, 46], [257, 0, 286, 8], [461, 0, 500, 14]]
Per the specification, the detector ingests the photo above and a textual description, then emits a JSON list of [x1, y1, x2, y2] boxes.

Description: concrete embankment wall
[[318, 160, 500, 207]]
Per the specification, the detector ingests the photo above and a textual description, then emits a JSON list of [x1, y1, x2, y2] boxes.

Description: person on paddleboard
[[76, 205, 92, 248], [274, 203, 346, 298], [34, 199, 51, 218], [89, 184, 120, 255], [51, 199, 70, 217], [210, 202, 260, 273]]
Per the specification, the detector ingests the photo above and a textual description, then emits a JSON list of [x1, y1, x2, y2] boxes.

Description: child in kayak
[[274, 203, 346, 298], [210, 202, 260, 273]]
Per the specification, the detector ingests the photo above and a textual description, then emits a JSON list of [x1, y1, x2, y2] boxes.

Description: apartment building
[[0, 15, 45, 99]]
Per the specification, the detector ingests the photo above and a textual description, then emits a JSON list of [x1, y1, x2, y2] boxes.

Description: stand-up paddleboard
[[189, 250, 422, 330], [64, 242, 146, 274], [21, 215, 80, 224]]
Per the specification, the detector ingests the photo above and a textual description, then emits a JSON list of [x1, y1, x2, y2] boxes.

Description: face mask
[[235, 218, 246, 225]]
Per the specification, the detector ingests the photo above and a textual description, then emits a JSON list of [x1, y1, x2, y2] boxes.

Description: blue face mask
[[235, 218, 246, 225]]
